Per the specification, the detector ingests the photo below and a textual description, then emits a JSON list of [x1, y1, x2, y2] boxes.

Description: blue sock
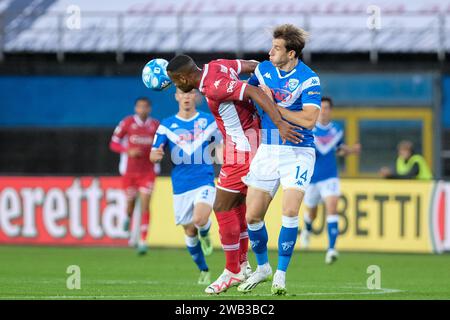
[[185, 236, 208, 271], [247, 221, 269, 266], [277, 216, 299, 272], [327, 215, 339, 250], [304, 213, 313, 232], [196, 219, 211, 238]]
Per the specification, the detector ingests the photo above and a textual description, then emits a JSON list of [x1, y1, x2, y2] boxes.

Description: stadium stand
[[0, 0, 449, 55]]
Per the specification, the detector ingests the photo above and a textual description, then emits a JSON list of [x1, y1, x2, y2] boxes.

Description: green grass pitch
[[0, 245, 449, 300]]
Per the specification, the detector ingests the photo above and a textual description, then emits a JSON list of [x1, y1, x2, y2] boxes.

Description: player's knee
[[282, 207, 299, 217], [183, 224, 197, 237], [309, 209, 318, 220], [245, 212, 263, 225], [192, 215, 206, 227]]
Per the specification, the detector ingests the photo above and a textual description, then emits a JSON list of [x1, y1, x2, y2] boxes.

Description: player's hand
[[128, 147, 142, 158], [150, 145, 164, 163], [352, 143, 362, 154], [275, 119, 303, 144], [259, 85, 274, 103], [379, 166, 392, 178]]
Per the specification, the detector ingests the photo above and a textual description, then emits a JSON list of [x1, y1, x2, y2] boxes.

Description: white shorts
[[173, 185, 216, 225], [243, 144, 316, 198], [303, 177, 341, 208]]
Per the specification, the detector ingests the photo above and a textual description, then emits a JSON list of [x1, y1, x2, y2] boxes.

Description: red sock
[[237, 203, 249, 264], [215, 208, 241, 274], [140, 210, 150, 241]]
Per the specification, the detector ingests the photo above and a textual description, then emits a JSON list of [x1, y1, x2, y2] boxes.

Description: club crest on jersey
[[196, 118, 208, 130], [288, 78, 299, 91]]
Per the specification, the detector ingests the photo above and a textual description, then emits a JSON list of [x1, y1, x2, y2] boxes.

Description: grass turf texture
[[0, 246, 449, 300]]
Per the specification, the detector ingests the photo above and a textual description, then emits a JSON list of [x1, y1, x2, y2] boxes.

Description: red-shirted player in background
[[167, 55, 302, 294], [109, 97, 160, 255]]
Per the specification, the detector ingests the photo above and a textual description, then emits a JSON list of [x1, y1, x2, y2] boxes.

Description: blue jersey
[[248, 60, 321, 148], [152, 111, 221, 194], [310, 121, 344, 183]]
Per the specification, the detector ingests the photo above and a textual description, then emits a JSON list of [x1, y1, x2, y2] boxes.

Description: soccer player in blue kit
[[238, 24, 321, 295], [301, 96, 361, 264], [150, 88, 222, 285]]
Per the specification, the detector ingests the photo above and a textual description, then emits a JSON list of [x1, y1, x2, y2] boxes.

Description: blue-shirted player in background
[[301, 96, 361, 264], [238, 24, 321, 295], [150, 88, 222, 285]]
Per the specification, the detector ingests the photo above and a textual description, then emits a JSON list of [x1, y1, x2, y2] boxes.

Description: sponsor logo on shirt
[[272, 88, 293, 103], [130, 135, 153, 145], [227, 81, 237, 93]]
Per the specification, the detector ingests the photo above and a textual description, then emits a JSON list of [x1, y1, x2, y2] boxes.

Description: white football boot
[[237, 263, 272, 293], [271, 270, 287, 296], [300, 229, 311, 249], [325, 249, 339, 265], [204, 269, 245, 294], [241, 261, 252, 280], [198, 271, 211, 285]]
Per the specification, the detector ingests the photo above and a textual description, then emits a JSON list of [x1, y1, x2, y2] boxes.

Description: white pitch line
[[0, 288, 403, 299]]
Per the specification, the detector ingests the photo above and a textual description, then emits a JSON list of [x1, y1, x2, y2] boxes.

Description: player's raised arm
[[238, 60, 260, 74], [244, 84, 303, 144]]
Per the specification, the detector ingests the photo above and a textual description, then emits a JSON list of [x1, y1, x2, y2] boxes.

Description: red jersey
[[110, 115, 159, 176], [198, 59, 261, 164]]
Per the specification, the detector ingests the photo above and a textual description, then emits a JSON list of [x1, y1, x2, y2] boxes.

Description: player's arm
[[110, 121, 128, 153], [150, 125, 168, 163], [244, 84, 303, 144], [337, 143, 361, 157], [211, 142, 223, 165], [258, 84, 318, 130], [238, 60, 259, 75], [150, 145, 165, 163], [208, 127, 223, 165], [277, 105, 319, 130]]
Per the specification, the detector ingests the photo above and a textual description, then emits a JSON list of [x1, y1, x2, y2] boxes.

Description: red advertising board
[[0, 177, 128, 246]]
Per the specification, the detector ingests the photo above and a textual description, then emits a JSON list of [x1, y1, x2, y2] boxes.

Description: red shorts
[[122, 173, 155, 199], [217, 162, 250, 195]]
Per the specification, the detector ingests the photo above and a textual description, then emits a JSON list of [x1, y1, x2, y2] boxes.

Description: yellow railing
[[332, 108, 433, 178]]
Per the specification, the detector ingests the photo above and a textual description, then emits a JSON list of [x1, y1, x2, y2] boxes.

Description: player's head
[[175, 87, 199, 113], [397, 140, 414, 159], [167, 55, 200, 93], [135, 97, 151, 119], [269, 24, 308, 67], [319, 96, 333, 124]]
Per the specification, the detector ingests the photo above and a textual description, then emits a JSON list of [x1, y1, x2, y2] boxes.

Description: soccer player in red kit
[[109, 97, 160, 255], [167, 55, 302, 294]]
